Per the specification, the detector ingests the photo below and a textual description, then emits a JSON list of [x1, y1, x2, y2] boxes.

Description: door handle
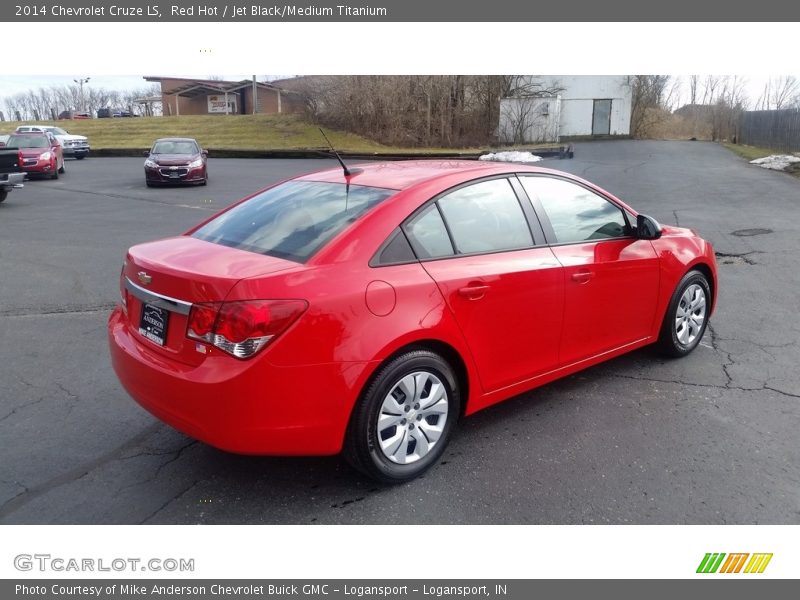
[[457, 284, 490, 300], [571, 270, 595, 283]]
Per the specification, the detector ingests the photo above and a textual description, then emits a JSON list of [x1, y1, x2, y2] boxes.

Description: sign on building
[[207, 95, 236, 114]]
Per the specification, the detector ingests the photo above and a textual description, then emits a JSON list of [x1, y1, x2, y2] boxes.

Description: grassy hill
[[0, 114, 393, 153]]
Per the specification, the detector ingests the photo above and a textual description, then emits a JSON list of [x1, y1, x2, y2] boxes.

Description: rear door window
[[403, 204, 455, 259], [437, 178, 533, 254], [192, 180, 394, 263]]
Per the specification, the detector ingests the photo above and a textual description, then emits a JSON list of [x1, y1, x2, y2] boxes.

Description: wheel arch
[[355, 338, 473, 422], [690, 261, 715, 305]]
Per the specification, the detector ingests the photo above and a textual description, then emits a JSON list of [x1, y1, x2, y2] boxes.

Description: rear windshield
[[192, 180, 395, 263]]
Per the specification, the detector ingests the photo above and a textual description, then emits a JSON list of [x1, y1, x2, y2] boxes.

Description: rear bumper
[[108, 307, 371, 455]]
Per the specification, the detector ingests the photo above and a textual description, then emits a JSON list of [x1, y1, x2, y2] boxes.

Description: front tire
[[344, 350, 460, 483], [0, 190, 7, 203], [58, 159, 65, 174], [657, 270, 711, 357]]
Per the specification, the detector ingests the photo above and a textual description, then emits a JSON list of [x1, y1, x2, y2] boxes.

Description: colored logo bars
[[696, 553, 773, 574]]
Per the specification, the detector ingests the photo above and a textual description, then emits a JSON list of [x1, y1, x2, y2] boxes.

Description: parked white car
[[14, 125, 90, 159]]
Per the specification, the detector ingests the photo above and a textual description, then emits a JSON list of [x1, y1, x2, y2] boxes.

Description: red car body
[[3, 133, 64, 179], [108, 161, 717, 477]]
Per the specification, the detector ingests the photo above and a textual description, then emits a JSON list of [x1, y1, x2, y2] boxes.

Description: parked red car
[[144, 138, 207, 186], [3, 133, 65, 179], [108, 161, 718, 482]]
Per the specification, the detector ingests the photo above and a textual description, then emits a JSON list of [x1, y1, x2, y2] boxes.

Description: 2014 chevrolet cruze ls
[[108, 160, 718, 482]]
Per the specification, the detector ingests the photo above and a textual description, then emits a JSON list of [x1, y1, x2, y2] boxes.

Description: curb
[[89, 147, 573, 160]]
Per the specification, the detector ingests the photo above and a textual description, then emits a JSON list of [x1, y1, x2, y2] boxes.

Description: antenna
[[319, 128, 362, 177]]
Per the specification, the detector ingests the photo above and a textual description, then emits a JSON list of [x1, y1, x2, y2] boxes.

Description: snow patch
[[479, 151, 542, 163], [749, 155, 800, 171]]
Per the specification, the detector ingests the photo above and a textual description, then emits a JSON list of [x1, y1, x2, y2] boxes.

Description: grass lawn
[[723, 142, 782, 162], [0, 114, 386, 152], [0, 114, 555, 156]]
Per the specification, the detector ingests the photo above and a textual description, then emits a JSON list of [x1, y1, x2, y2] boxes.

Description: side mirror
[[636, 214, 662, 240], [201, 150, 208, 157], [143, 150, 150, 157]]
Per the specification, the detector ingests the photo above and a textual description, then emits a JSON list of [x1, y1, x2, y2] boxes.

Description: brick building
[[144, 76, 305, 116]]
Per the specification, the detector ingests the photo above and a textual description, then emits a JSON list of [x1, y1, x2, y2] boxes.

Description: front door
[[403, 178, 564, 393], [519, 175, 660, 365]]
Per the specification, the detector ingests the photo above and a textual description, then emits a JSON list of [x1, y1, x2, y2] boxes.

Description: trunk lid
[[122, 236, 300, 364]]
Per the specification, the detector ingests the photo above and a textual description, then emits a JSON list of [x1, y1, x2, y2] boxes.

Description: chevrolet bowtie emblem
[[137, 271, 152, 285]]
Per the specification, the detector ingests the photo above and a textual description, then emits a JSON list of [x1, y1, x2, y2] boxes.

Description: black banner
[[3, 0, 800, 22], [4, 580, 800, 600]]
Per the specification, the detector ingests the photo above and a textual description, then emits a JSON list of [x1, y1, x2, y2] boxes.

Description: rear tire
[[344, 349, 459, 483], [657, 270, 711, 357]]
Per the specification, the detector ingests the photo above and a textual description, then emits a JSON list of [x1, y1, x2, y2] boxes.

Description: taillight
[[187, 303, 221, 342], [119, 264, 128, 314], [187, 299, 307, 359]]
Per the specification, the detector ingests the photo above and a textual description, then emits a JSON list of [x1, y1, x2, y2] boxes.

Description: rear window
[[192, 180, 395, 263]]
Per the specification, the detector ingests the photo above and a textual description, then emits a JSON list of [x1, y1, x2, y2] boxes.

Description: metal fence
[[738, 108, 800, 153]]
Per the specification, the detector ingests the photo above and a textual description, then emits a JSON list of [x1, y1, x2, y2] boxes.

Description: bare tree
[[3, 83, 164, 120], [292, 75, 557, 147], [757, 76, 799, 110], [709, 76, 748, 141], [689, 75, 699, 105], [498, 96, 558, 144], [628, 75, 673, 137]]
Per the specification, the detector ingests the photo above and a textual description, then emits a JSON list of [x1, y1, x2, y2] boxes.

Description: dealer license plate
[[139, 302, 170, 346]]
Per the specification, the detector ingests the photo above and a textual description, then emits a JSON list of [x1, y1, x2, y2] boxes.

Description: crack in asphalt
[[708, 324, 800, 398], [0, 423, 162, 521], [139, 479, 202, 525], [0, 377, 83, 423], [623, 161, 649, 174], [0, 395, 47, 424], [114, 440, 199, 497], [603, 322, 800, 399], [49, 185, 217, 212], [0, 303, 116, 318]]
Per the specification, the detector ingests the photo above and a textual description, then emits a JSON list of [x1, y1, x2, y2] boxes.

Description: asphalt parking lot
[[1, 141, 799, 524]]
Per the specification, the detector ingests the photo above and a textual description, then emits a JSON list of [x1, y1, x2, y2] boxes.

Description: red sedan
[[108, 161, 718, 482], [144, 138, 207, 186], [4, 133, 65, 179]]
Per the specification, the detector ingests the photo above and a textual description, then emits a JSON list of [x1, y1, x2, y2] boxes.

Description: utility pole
[[73, 77, 91, 112]]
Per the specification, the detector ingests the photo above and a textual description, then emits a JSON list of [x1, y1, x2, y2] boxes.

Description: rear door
[[403, 177, 564, 393], [518, 175, 659, 365]]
